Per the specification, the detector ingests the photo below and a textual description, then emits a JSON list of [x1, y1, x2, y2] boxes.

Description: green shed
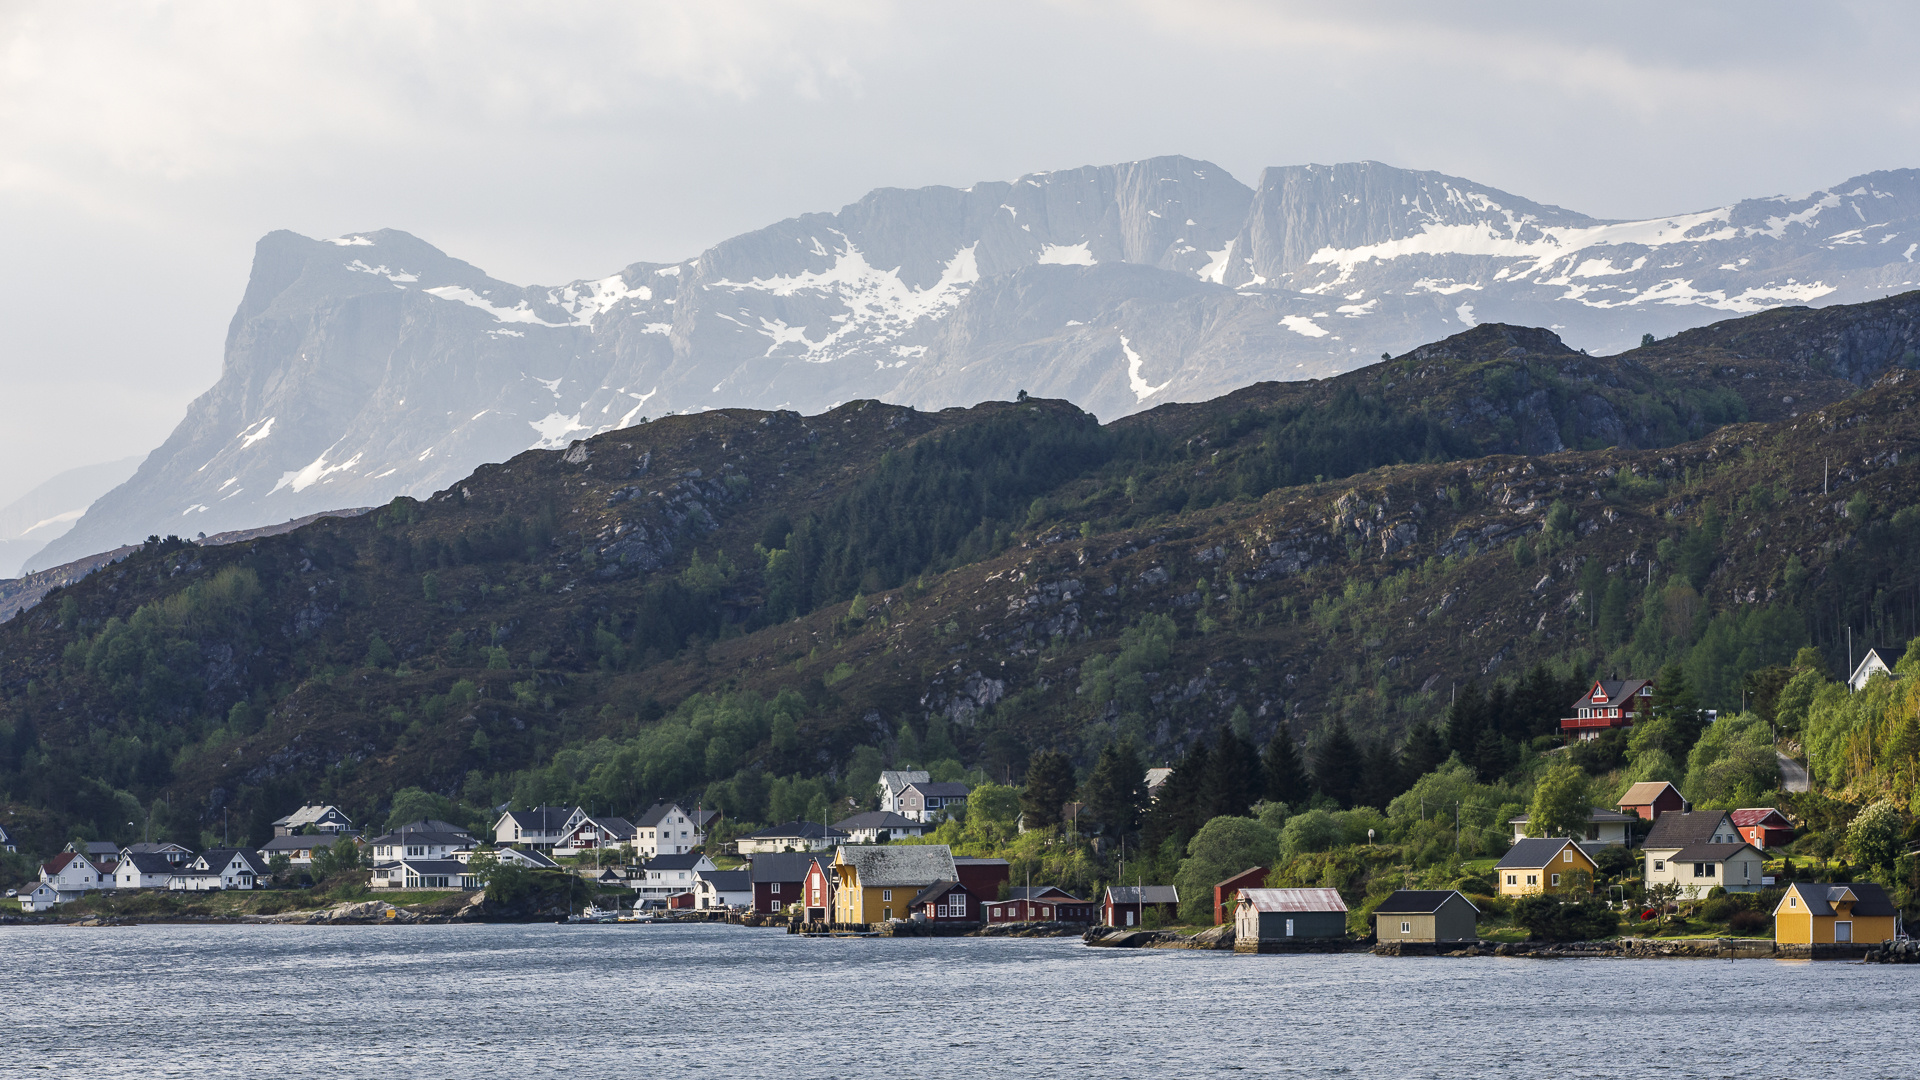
[[1233, 887, 1349, 940]]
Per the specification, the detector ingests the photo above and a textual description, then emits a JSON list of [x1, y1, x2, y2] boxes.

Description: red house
[[954, 857, 1011, 903], [1560, 677, 1654, 740], [1103, 885, 1179, 928], [1213, 866, 1269, 925], [1731, 808, 1794, 849], [982, 887, 1096, 924], [908, 880, 982, 922], [748, 851, 831, 914], [801, 857, 834, 921], [1616, 780, 1688, 821]]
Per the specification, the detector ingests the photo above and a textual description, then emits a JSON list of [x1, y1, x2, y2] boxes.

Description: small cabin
[[1233, 887, 1348, 941], [1774, 881, 1898, 945], [1372, 890, 1479, 943]]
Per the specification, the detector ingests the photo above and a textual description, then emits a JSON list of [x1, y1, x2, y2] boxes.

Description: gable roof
[[194, 848, 271, 875], [742, 820, 845, 841], [1730, 808, 1791, 828], [1213, 866, 1270, 890], [1849, 647, 1897, 686], [42, 852, 83, 875], [1494, 837, 1593, 870], [399, 858, 469, 875], [1776, 881, 1898, 918], [1009, 886, 1084, 902], [832, 811, 922, 832], [633, 802, 687, 828], [271, 804, 352, 829], [1577, 678, 1653, 708], [488, 847, 560, 869], [644, 852, 711, 871], [748, 851, 833, 882], [878, 770, 930, 792], [1508, 806, 1638, 826], [908, 880, 975, 907], [390, 819, 472, 837], [1236, 887, 1347, 913], [903, 781, 972, 798], [1668, 842, 1761, 862], [953, 857, 1009, 868], [260, 835, 340, 852], [1617, 781, 1684, 807], [692, 810, 721, 828], [497, 806, 577, 833], [1106, 885, 1179, 905], [697, 869, 750, 891], [122, 842, 192, 855], [567, 816, 635, 840], [1373, 889, 1478, 915], [368, 830, 474, 849], [836, 844, 958, 888], [1644, 810, 1735, 850]]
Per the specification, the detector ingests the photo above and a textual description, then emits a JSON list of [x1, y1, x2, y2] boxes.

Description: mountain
[[3, 291, 1918, 851], [30, 158, 1920, 572], [0, 457, 141, 578]]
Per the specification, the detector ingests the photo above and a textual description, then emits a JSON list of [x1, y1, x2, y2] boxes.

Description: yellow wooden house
[[832, 844, 958, 924], [1492, 837, 1599, 896], [1772, 882, 1899, 944]]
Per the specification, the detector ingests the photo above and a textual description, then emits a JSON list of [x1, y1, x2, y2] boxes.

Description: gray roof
[[836, 845, 958, 888], [879, 770, 930, 790], [1780, 881, 1897, 918], [1373, 889, 1478, 914], [748, 852, 832, 883], [1644, 810, 1735, 850], [122, 842, 191, 855], [259, 835, 342, 852], [116, 853, 178, 875], [645, 852, 709, 871], [575, 816, 635, 840], [495, 847, 559, 869], [742, 820, 844, 841], [390, 819, 472, 837], [1494, 838, 1584, 870], [400, 858, 469, 875], [369, 831, 473, 848], [1106, 885, 1179, 905], [193, 848, 272, 875], [909, 880, 971, 906], [954, 857, 1010, 867], [634, 802, 686, 828], [1668, 842, 1758, 862], [1508, 806, 1637, 824], [272, 805, 352, 828], [1010, 886, 1084, 903], [832, 811, 921, 832], [905, 781, 973, 798], [499, 806, 576, 833], [699, 869, 751, 891]]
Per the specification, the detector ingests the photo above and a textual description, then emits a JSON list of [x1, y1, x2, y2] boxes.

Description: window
[[1789, 896, 1798, 908], [1693, 863, 1706, 878], [1551, 874, 1561, 887], [1563, 851, 1573, 863], [1400, 921, 1412, 934], [1527, 875, 1538, 886], [1506, 874, 1517, 886], [1706, 863, 1716, 877], [770, 882, 780, 894], [882, 889, 892, 902]]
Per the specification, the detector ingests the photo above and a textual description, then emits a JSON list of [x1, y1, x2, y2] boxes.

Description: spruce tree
[[1445, 680, 1486, 761], [1262, 720, 1312, 808], [1400, 721, 1450, 781], [1202, 722, 1262, 821], [1313, 717, 1362, 808], [1355, 736, 1405, 810], [1020, 750, 1077, 830], [1149, 738, 1212, 844], [1083, 738, 1146, 838]]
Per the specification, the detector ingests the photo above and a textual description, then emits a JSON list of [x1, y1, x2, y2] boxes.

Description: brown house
[[1731, 808, 1794, 849], [1617, 780, 1688, 821], [1213, 866, 1269, 925], [983, 887, 1096, 924], [1104, 885, 1179, 928], [908, 880, 983, 923]]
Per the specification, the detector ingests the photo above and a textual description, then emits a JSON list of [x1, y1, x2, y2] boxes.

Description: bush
[[1699, 897, 1735, 923], [1451, 874, 1493, 896], [1511, 894, 1619, 942], [1728, 910, 1768, 934]]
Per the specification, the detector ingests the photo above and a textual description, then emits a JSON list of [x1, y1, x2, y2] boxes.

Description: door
[[1835, 921, 1852, 942], [1286, 918, 1294, 937]]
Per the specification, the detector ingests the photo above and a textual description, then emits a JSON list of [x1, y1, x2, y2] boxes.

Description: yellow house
[[1773, 882, 1899, 944], [832, 844, 958, 924], [1493, 837, 1599, 897]]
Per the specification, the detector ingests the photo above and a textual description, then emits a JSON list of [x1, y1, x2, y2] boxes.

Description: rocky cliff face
[[31, 158, 1920, 569]]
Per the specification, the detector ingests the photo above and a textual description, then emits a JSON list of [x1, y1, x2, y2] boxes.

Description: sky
[[3, 0, 1919, 504]]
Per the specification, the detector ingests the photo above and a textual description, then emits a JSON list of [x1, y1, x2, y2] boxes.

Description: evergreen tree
[[1354, 736, 1405, 810], [1202, 722, 1262, 821], [1082, 738, 1146, 838], [1262, 720, 1312, 807], [1445, 681, 1487, 762], [1470, 727, 1514, 782], [1019, 750, 1077, 830], [1400, 721, 1450, 781], [1651, 663, 1704, 749], [1149, 738, 1212, 843], [1312, 717, 1362, 808]]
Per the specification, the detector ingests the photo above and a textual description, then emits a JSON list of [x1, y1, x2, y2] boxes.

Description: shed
[[1233, 887, 1348, 941], [1372, 890, 1479, 943], [1774, 881, 1899, 944], [1213, 866, 1269, 925], [1103, 885, 1179, 928]]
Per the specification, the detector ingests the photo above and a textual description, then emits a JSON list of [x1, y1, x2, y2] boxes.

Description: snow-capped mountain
[[28, 157, 1920, 570]]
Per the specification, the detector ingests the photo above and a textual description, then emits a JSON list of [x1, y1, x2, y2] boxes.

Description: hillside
[[2, 293, 1919, 855]]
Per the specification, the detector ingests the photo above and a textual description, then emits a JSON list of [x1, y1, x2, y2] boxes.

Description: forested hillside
[[3, 292, 1920, 871]]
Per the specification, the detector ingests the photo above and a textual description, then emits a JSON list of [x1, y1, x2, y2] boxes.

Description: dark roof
[[1373, 889, 1476, 914], [749, 852, 833, 882], [1669, 842, 1758, 861], [1508, 806, 1637, 824], [909, 880, 974, 907], [196, 848, 272, 875], [116, 853, 178, 875], [259, 835, 338, 852], [1644, 810, 1735, 850], [837, 845, 959, 887], [743, 820, 843, 841], [1494, 838, 1587, 870], [1105, 885, 1179, 905], [905, 781, 973, 798], [369, 831, 474, 848], [954, 857, 1009, 867], [400, 858, 469, 874], [42, 852, 79, 874], [634, 802, 686, 828], [1009, 886, 1084, 903], [575, 816, 636, 840], [390, 819, 472, 837], [1781, 881, 1898, 918], [1575, 678, 1653, 708], [496, 847, 560, 869], [692, 810, 721, 827], [499, 806, 576, 832], [832, 811, 921, 831], [645, 853, 710, 871], [699, 869, 751, 891]]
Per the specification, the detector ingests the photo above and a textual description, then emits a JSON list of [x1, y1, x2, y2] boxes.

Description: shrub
[[1699, 897, 1735, 923], [1511, 894, 1619, 942], [1728, 910, 1768, 934]]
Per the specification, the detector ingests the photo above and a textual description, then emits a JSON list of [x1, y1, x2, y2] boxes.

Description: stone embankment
[[1083, 924, 1237, 950], [1863, 939, 1920, 963]]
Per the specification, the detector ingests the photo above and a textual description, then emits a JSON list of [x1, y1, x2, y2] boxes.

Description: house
[[748, 851, 833, 914], [877, 770, 930, 815], [692, 809, 723, 837], [1642, 809, 1744, 897], [1494, 838, 1600, 895], [452, 846, 559, 871], [66, 839, 122, 862], [1848, 647, 1897, 692], [633, 803, 704, 858], [270, 805, 354, 836], [1617, 780, 1689, 821], [1646, 841, 1765, 899], [1560, 677, 1655, 740], [367, 825, 474, 863], [693, 868, 753, 909], [736, 821, 846, 854], [983, 887, 1095, 924], [1730, 808, 1795, 849], [169, 849, 269, 891], [1233, 887, 1349, 941], [908, 880, 982, 922], [801, 855, 835, 921], [39, 852, 110, 898], [552, 813, 637, 857], [1144, 767, 1174, 801], [369, 858, 467, 890], [1773, 881, 1899, 944], [0, 822, 15, 852], [898, 781, 971, 823], [1103, 885, 1179, 928], [831, 811, 928, 844], [953, 857, 1011, 903], [1507, 807, 1636, 847], [633, 852, 717, 904], [1372, 890, 1479, 943], [18, 882, 62, 912], [121, 841, 194, 866], [493, 806, 578, 850], [258, 833, 356, 867], [833, 844, 960, 924], [113, 852, 182, 890], [1213, 866, 1269, 925]]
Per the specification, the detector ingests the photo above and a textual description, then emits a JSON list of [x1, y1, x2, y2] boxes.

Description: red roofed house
[[1617, 780, 1688, 821], [1731, 808, 1794, 849], [1214, 866, 1269, 925], [1560, 677, 1654, 741]]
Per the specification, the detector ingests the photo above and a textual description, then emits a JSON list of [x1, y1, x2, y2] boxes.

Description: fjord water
[[2, 922, 1905, 1077]]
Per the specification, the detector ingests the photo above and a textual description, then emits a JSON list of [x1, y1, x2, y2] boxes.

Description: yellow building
[[832, 844, 958, 924], [1772, 882, 1899, 944], [1493, 837, 1599, 897]]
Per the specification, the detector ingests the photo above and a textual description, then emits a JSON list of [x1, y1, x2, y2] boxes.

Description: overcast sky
[[3, 0, 1918, 503]]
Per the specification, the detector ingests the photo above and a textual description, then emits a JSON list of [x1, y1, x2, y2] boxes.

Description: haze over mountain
[[0, 458, 142, 578], [29, 156, 1920, 571]]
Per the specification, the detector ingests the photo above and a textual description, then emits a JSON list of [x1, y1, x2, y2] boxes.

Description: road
[[1777, 751, 1810, 793]]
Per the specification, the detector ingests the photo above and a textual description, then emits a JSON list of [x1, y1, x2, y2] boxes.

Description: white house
[[693, 868, 752, 909], [897, 781, 971, 823], [1849, 648, 1898, 692], [831, 811, 929, 844], [552, 811, 637, 856], [1646, 841, 1766, 899], [367, 824, 474, 863], [121, 841, 194, 866], [633, 853, 716, 903], [271, 805, 355, 836], [492, 806, 578, 850], [40, 852, 110, 898], [1507, 806, 1636, 848], [114, 852, 181, 890], [633, 803, 704, 858], [258, 833, 357, 867], [0, 822, 15, 853], [877, 770, 930, 816], [735, 821, 845, 854], [18, 882, 61, 912], [169, 849, 269, 892], [452, 846, 560, 871]]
